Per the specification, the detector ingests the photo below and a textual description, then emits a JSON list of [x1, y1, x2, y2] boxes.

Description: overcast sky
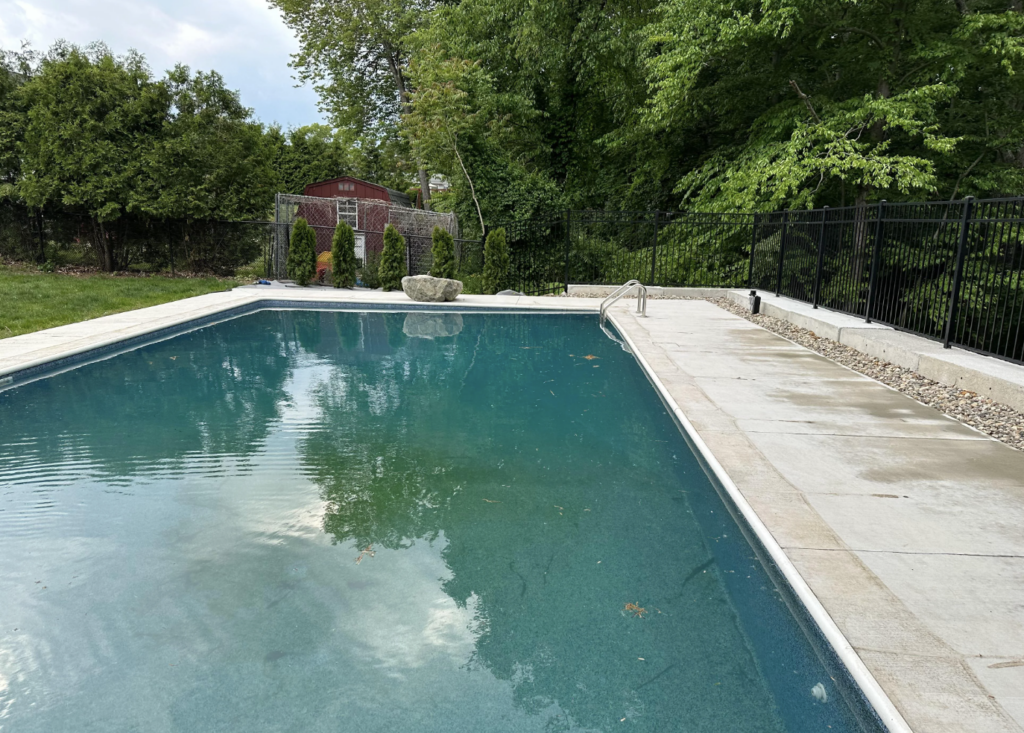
[[0, 0, 324, 129]]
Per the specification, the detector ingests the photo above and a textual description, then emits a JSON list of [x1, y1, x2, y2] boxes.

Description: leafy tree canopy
[[397, 0, 1024, 214]]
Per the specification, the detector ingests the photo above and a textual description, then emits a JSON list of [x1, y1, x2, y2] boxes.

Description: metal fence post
[[864, 201, 887, 323], [747, 213, 759, 288], [650, 211, 659, 285], [563, 210, 571, 293], [812, 206, 828, 309], [270, 195, 277, 279], [943, 196, 975, 348], [775, 211, 789, 296]]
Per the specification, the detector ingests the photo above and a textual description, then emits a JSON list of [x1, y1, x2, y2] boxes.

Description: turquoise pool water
[[0, 310, 881, 732]]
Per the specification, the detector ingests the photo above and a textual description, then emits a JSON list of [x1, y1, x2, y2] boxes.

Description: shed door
[[354, 233, 366, 264]]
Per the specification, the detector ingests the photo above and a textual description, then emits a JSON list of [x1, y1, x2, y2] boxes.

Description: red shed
[[302, 176, 412, 208]]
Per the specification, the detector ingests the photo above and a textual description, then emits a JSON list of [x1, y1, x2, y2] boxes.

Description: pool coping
[[0, 288, 911, 730], [606, 310, 912, 733]]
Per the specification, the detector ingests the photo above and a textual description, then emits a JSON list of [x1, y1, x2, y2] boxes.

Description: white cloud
[[0, 0, 323, 128]]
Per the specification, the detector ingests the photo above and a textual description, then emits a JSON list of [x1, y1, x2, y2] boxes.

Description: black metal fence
[[501, 210, 753, 295], [749, 198, 1024, 363], [497, 198, 1024, 364]]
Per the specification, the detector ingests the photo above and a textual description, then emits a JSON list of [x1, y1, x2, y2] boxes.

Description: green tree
[[429, 225, 455, 279], [482, 227, 509, 294], [269, 0, 433, 207], [14, 43, 167, 271], [0, 45, 36, 199], [379, 223, 407, 291], [137, 66, 277, 222], [288, 217, 317, 286], [271, 123, 355, 194], [399, 0, 1024, 215], [2, 42, 280, 272], [331, 220, 357, 287]]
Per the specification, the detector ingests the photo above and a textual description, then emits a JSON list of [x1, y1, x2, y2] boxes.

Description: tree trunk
[[99, 220, 114, 272], [35, 209, 46, 264], [850, 187, 871, 311], [447, 127, 485, 237], [387, 50, 432, 211], [418, 168, 432, 210], [92, 218, 114, 272]]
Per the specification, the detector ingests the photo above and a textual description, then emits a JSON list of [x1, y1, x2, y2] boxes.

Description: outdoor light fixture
[[749, 290, 761, 314]]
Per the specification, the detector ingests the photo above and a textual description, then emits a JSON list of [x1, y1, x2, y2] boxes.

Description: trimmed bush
[[331, 221, 357, 288], [379, 224, 407, 291], [286, 218, 316, 286], [483, 227, 510, 294], [429, 226, 456, 279], [360, 248, 382, 288]]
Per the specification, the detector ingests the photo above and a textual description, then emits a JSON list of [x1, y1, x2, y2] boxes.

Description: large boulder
[[403, 313, 464, 339], [401, 275, 463, 302]]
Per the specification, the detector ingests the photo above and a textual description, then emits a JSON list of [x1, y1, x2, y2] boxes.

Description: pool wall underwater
[[0, 302, 911, 732]]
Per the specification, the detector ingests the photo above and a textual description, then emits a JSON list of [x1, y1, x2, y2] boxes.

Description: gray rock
[[403, 313, 464, 339], [401, 275, 463, 302], [496, 289, 525, 296]]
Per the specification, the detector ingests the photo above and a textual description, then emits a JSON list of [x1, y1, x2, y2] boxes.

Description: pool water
[[0, 310, 881, 732]]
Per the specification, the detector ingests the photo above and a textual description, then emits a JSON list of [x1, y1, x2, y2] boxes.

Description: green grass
[[0, 264, 243, 339]]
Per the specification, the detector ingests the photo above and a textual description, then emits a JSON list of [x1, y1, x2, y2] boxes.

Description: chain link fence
[[272, 193, 461, 282]]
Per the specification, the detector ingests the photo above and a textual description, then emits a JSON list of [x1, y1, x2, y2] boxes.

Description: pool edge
[[0, 294, 597, 389], [606, 311, 914, 733]]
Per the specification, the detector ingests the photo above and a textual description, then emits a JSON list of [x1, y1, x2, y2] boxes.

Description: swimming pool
[[0, 309, 884, 731]]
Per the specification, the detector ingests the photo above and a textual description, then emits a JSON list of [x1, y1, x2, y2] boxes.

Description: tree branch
[[835, 27, 887, 49], [444, 121, 485, 236], [949, 151, 985, 201], [789, 80, 822, 123]]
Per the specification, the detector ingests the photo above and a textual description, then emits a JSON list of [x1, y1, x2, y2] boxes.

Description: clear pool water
[[0, 310, 881, 732]]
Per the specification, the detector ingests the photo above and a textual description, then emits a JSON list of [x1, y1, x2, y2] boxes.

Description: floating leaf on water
[[624, 602, 647, 618]]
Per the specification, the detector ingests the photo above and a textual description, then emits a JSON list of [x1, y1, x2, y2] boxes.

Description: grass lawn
[[0, 264, 243, 339]]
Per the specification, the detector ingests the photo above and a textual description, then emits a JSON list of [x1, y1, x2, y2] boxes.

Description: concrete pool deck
[[610, 299, 1024, 733], [2, 287, 1022, 732]]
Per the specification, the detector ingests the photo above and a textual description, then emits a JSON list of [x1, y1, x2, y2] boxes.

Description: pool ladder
[[599, 280, 648, 324]]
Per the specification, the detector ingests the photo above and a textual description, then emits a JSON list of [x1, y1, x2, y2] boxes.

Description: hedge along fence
[[494, 199, 1024, 365], [0, 201, 275, 275]]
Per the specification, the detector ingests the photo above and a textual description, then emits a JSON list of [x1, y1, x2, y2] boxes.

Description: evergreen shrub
[[287, 218, 316, 286], [379, 224, 407, 291], [331, 221, 357, 288], [429, 226, 456, 279], [483, 227, 510, 294]]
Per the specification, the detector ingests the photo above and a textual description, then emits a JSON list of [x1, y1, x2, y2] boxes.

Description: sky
[[0, 0, 324, 129]]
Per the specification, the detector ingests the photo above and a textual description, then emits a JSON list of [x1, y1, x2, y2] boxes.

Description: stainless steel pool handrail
[[599, 280, 647, 323]]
